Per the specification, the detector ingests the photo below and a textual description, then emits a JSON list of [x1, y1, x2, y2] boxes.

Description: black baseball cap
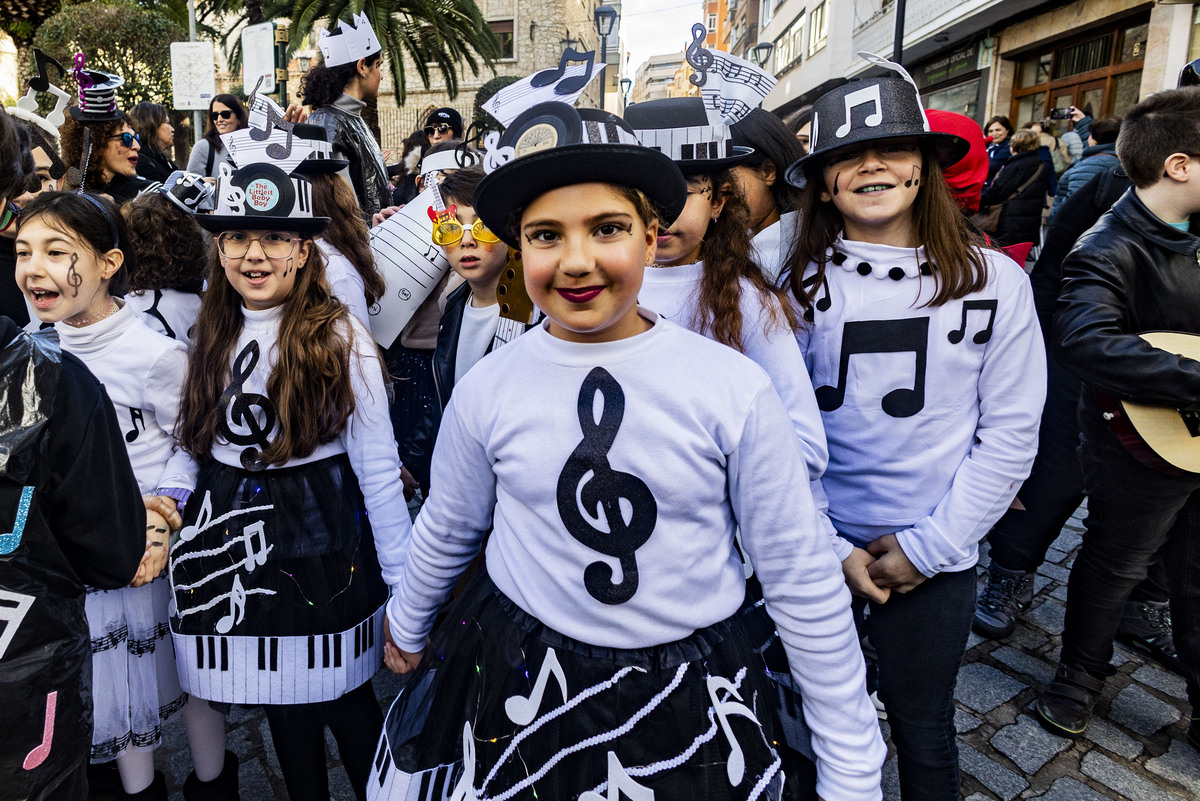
[[425, 108, 463, 135]]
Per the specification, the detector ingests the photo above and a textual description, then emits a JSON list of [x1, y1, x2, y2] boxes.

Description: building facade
[[630, 52, 684, 103]]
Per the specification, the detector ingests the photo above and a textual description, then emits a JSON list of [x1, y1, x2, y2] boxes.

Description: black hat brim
[[195, 213, 331, 236], [474, 144, 687, 249], [677, 145, 755, 175], [291, 158, 351, 177], [784, 131, 970, 188], [68, 107, 125, 122]]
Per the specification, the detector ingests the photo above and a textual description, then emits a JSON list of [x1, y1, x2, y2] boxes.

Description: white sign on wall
[[242, 22, 277, 95], [170, 42, 217, 110]]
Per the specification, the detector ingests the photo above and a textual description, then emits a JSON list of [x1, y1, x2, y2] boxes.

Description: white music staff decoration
[[696, 51, 777, 129], [482, 49, 603, 127]]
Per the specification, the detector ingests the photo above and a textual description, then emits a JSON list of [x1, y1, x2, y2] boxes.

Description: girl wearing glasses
[[171, 163, 411, 801], [185, 94, 247, 179]]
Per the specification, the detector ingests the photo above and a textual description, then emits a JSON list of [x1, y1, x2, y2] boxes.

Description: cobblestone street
[[134, 504, 1198, 801]]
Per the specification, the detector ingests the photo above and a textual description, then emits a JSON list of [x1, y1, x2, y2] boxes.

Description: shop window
[[1018, 53, 1051, 89], [1112, 71, 1142, 117], [1119, 23, 1148, 63], [489, 20, 514, 60], [1053, 34, 1114, 80], [808, 2, 828, 56], [922, 79, 980, 120]]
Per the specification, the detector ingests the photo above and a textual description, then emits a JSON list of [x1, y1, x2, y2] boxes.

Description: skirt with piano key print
[[168, 454, 388, 705], [368, 573, 786, 801]]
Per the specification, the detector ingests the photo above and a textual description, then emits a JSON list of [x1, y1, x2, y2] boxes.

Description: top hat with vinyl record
[[195, 163, 330, 235]]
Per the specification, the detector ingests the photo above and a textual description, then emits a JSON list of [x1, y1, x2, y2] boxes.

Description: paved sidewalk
[[123, 505, 1196, 800]]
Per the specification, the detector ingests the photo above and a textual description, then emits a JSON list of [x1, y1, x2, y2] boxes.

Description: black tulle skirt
[[369, 572, 787, 801]]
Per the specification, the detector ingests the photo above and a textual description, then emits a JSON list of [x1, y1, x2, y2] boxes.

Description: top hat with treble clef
[[784, 52, 970, 188]]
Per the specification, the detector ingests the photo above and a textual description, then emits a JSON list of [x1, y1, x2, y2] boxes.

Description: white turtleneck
[[317, 239, 373, 334], [750, 210, 801, 286], [55, 301, 196, 494], [796, 234, 1045, 576]]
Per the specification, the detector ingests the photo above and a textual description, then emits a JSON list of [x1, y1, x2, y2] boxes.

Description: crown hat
[[625, 97, 754, 175], [196, 162, 331, 235], [317, 12, 382, 68], [67, 53, 125, 122], [784, 52, 970, 188]]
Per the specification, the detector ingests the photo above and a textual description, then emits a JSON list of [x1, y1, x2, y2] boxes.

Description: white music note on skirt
[[216, 574, 247, 634], [579, 752, 655, 801], [449, 722, 478, 801], [240, 520, 271, 571], [707, 674, 762, 787], [835, 85, 884, 138], [504, 647, 569, 726]]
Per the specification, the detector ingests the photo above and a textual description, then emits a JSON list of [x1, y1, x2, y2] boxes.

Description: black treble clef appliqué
[[686, 23, 714, 87], [556, 367, 658, 605], [216, 341, 278, 471]]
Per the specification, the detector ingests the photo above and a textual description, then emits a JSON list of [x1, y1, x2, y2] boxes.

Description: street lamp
[[751, 41, 774, 69], [594, 4, 618, 110], [620, 77, 632, 109]]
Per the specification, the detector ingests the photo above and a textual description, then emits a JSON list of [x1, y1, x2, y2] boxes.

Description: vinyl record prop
[[473, 102, 687, 248], [195, 162, 329, 236], [784, 52, 970, 188], [67, 53, 125, 122]]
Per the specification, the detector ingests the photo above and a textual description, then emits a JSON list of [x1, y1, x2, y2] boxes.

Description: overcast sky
[[618, 0, 706, 80]]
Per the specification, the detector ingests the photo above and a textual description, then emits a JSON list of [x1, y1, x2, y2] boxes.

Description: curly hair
[[58, 114, 125, 191], [176, 241, 361, 467], [119, 192, 209, 293], [299, 53, 381, 110], [690, 171, 800, 352], [308, 172, 386, 305]]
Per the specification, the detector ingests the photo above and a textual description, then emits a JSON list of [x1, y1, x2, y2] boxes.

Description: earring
[[711, 215, 720, 223]]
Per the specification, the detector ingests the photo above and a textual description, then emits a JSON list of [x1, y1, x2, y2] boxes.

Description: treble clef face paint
[[13, 214, 117, 326], [218, 229, 310, 311]]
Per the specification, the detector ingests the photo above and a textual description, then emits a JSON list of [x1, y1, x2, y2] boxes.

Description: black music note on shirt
[[250, 106, 295, 159], [556, 368, 658, 605], [815, 317, 929, 418], [947, 299, 997, 345], [801, 273, 832, 322], [216, 341, 278, 471], [686, 23, 714, 87], [145, 289, 177, 339], [124, 408, 146, 443], [28, 50, 65, 92], [531, 48, 597, 96]]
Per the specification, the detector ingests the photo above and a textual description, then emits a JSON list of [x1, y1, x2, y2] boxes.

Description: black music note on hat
[[556, 367, 658, 605], [531, 48, 597, 96], [29, 50, 65, 92], [947, 299, 997, 345], [686, 23, 714, 88], [249, 105, 296, 159], [815, 317, 929, 418]]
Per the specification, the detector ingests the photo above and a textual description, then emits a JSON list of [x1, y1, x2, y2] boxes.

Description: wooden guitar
[[1099, 331, 1200, 474]]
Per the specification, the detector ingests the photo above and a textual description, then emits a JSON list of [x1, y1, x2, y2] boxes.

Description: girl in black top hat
[[783, 54, 1046, 801], [371, 99, 883, 801]]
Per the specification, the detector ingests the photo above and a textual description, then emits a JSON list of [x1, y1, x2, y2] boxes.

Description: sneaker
[[973, 564, 1035, 639], [1034, 663, 1105, 738], [1116, 600, 1181, 674]]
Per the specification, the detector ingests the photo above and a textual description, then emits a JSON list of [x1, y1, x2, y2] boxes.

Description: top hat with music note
[[783, 52, 970, 188], [67, 54, 125, 122], [473, 101, 687, 248], [624, 97, 753, 175], [288, 124, 350, 176], [195, 162, 330, 235]]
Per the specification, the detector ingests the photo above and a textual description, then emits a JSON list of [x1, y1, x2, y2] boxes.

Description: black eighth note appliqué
[[947, 299, 997, 345], [816, 318, 929, 418], [557, 367, 658, 605]]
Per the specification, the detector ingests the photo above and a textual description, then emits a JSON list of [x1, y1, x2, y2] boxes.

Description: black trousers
[[1061, 418, 1200, 709], [263, 681, 383, 801]]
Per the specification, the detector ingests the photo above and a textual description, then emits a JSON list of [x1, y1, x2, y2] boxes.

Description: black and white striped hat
[[68, 54, 125, 122], [474, 102, 686, 248], [288, 124, 350, 176], [624, 96, 753, 174]]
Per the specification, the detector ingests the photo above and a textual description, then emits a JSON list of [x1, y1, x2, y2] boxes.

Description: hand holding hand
[[841, 547, 891, 603], [383, 617, 426, 675], [866, 534, 927, 593], [143, 494, 182, 530]]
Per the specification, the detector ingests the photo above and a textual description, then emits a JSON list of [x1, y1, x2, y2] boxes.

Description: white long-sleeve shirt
[[390, 312, 884, 801], [55, 301, 196, 494], [125, 288, 202, 347], [205, 304, 411, 589], [796, 235, 1046, 575], [639, 262, 828, 480], [750, 210, 801, 286], [317, 240, 373, 334]]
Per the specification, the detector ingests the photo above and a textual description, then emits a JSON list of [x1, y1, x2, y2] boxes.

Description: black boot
[[973, 563, 1035, 638], [183, 751, 239, 801], [1116, 600, 1181, 674], [119, 772, 168, 801], [1035, 663, 1105, 738]]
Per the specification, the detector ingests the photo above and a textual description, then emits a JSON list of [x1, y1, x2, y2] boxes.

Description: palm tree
[[267, 0, 500, 103]]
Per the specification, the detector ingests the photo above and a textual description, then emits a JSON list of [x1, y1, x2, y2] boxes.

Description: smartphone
[[1050, 107, 1073, 120]]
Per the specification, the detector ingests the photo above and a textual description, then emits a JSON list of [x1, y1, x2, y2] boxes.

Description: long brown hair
[[176, 241, 358, 466], [787, 142, 989, 313], [692, 171, 799, 352], [308, 173, 386, 305]]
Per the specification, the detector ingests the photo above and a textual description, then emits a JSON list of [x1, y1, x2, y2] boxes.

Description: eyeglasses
[[216, 231, 301, 259], [109, 132, 140, 148], [423, 123, 453, 137], [431, 217, 501, 247], [211, 110, 236, 121]]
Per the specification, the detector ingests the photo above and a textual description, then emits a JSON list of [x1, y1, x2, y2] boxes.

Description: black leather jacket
[[306, 104, 390, 220], [1054, 189, 1200, 419]]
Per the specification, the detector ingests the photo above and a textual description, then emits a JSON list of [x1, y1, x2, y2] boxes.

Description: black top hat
[[784, 57, 970, 188], [473, 102, 687, 249], [196, 163, 330, 235], [68, 56, 125, 122], [160, 171, 215, 214], [624, 97, 753, 174], [288, 124, 351, 176]]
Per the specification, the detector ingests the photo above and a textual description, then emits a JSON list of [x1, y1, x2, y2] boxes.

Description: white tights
[[114, 697, 227, 793]]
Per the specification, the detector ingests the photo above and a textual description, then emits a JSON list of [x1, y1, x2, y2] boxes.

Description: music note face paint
[[13, 215, 120, 325], [654, 175, 725, 266], [520, 183, 656, 344], [818, 140, 925, 247], [219, 230, 312, 311]]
